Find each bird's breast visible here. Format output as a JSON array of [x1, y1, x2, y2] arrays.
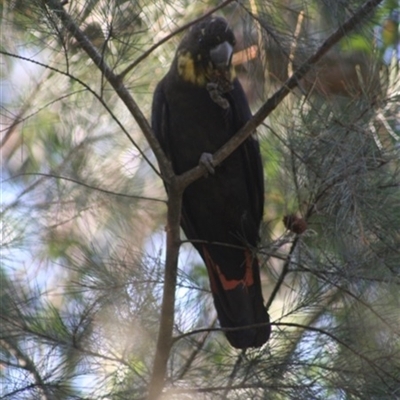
[[166, 82, 234, 173]]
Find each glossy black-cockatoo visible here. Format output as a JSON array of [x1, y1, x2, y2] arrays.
[[152, 16, 271, 349]]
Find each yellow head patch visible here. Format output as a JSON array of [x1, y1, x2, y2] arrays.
[[177, 51, 206, 86], [177, 50, 236, 87]]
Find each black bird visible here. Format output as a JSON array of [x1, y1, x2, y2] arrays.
[[152, 16, 270, 348]]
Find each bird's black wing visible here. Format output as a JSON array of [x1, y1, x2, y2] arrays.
[[227, 78, 264, 236], [151, 78, 171, 164]]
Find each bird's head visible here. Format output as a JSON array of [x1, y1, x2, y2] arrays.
[[175, 16, 236, 86]]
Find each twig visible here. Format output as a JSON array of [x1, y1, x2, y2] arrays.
[[0, 338, 53, 400], [265, 237, 299, 311], [0, 50, 160, 177], [248, 0, 269, 91], [288, 10, 304, 77], [5, 172, 166, 203], [222, 349, 246, 399], [176, 316, 218, 380], [276, 322, 400, 383], [171, 320, 400, 386]]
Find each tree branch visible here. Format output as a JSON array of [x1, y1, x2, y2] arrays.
[[276, 322, 400, 383], [265, 236, 300, 311], [147, 180, 183, 399], [171, 320, 400, 386], [0, 50, 159, 177], [6, 173, 166, 203], [176, 316, 218, 380], [0, 338, 53, 400]]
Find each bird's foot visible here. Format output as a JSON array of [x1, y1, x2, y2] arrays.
[[199, 152, 215, 175]]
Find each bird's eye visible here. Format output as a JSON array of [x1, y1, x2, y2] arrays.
[[198, 36, 204, 44]]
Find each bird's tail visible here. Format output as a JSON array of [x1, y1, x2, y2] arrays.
[[202, 246, 271, 349]]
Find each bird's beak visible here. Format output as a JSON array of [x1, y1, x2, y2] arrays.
[[210, 41, 233, 69]]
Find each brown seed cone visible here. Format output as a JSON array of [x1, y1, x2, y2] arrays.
[[283, 214, 307, 234]]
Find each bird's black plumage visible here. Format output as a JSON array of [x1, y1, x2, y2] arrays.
[[152, 16, 271, 348]]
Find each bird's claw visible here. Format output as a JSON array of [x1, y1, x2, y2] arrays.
[[199, 152, 215, 175]]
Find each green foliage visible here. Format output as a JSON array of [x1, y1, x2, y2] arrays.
[[341, 33, 375, 53]]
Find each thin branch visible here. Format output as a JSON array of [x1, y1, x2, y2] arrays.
[[276, 322, 400, 383], [147, 181, 183, 400], [0, 50, 159, 177], [1, 89, 40, 149], [165, 381, 316, 395], [288, 10, 305, 77], [5, 172, 166, 203], [172, 321, 279, 342], [176, 316, 218, 380], [2, 134, 111, 215], [248, 0, 269, 92], [0, 46, 65, 150], [0, 314, 144, 380], [172, 320, 400, 385], [273, 287, 343, 375], [265, 237, 300, 311], [0, 89, 87, 135], [301, 258, 400, 337], [0, 338, 53, 400], [222, 349, 246, 399]]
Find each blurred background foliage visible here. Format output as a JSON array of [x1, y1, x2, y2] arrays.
[[1, 0, 400, 398]]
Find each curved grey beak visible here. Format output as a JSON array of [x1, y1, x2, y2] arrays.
[[210, 41, 233, 68]]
